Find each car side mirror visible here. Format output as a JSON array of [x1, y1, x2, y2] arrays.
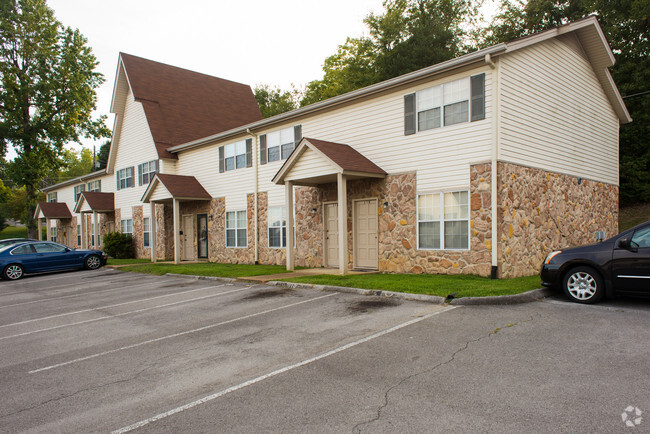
[[617, 238, 638, 252]]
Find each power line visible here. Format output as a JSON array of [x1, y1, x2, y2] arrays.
[[622, 90, 650, 99]]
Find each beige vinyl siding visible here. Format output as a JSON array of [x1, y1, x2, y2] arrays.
[[499, 37, 619, 185], [149, 184, 171, 202], [284, 148, 338, 182], [113, 88, 159, 215]]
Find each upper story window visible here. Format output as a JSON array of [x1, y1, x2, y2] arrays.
[[74, 185, 85, 202], [404, 73, 485, 135], [260, 125, 302, 165], [87, 180, 101, 192], [219, 140, 251, 173], [47, 192, 57, 203], [138, 160, 158, 186], [117, 167, 134, 190]]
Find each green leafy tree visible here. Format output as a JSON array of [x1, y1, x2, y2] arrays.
[[485, 0, 650, 205], [57, 147, 93, 182], [95, 140, 110, 171], [254, 84, 300, 118], [0, 0, 110, 237], [0, 179, 10, 231], [301, 0, 480, 106]]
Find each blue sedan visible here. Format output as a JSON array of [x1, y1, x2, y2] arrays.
[[0, 241, 108, 280]]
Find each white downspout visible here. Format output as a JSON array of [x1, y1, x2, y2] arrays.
[[487, 54, 499, 278], [246, 128, 259, 264]]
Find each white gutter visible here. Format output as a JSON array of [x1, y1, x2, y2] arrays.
[[246, 127, 260, 264], [490, 55, 500, 278]]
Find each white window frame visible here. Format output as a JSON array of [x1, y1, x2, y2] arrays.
[[77, 224, 81, 247], [268, 206, 286, 248], [47, 192, 57, 203], [117, 167, 134, 190], [50, 226, 57, 242], [74, 184, 85, 202], [417, 190, 470, 250], [417, 77, 471, 132], [139, 160, 158, 186], [225, 210, 247, 248], [87, 180, 101, 192], [224, 140, 247, 171], [267, 127, 294, 163], [91, 223, 95, 246], [120, 219, 133, 235], [143, 217, 151, 247]]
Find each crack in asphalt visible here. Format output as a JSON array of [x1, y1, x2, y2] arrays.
[[351, 314, 538, 433]]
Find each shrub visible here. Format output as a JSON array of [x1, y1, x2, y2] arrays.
[[102, 231, 135, 258]]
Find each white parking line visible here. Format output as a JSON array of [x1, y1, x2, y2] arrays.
[[112, 305, 457, 433], [0, 279, 189, 309], [30, 292, 338, 374], [0, 284, 229, 328], [0, 270, 119, 295], [0, 285, 246, 342]]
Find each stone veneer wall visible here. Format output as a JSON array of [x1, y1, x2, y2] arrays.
[[498, 162, 618, 278], [55, 218, 75, 247]]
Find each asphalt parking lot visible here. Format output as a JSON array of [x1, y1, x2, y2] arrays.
[[1, 269, 648, 432]]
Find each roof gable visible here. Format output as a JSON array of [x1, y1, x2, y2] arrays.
[[142, 174, 211, 203], [34, 202, 73, 219], [74, 192, 115, 213]]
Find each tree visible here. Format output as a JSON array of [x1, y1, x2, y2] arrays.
[[254, 84, 300, 118], [301, 0, 480, 106], [485, 0, 650, 205], [0, 0, 110, 238], [0, 178, 10, 231], [95, 140, 110, 171], [57, 147, 93, 182]]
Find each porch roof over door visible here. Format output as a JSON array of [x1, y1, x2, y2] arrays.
[[34, 202, 73, 219], [272, 138, 387, 186], [73, 192, 115, 213], [141, 173, 212, 203]]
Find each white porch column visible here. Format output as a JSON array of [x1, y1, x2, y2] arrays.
[[285, 181, 294, 271], [93, 211, 99, 248], [81, 213, 87, 249], [173, 198, 180, 264], [46, 218, 51, 242], [337, 173, 348, 275], [38, 218, 43, 241], [150, 202, 157, 263]]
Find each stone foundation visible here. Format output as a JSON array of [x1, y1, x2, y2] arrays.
[[498, 162, 618, 277]]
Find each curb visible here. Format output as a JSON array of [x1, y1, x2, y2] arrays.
[[156, 272, 556, 306]]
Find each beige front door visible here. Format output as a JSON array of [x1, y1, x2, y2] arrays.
[[324, 203, 338, 267], [354, 199, 378, 269], [182, 214, 194, 261]]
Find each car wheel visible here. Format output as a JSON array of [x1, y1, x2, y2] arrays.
[[562, 266, 604, 304], [3, 264, 24, 280], [84, 255, 102, 270]]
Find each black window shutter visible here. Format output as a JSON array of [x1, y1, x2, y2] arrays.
[[471, 73, 486, 122], [246, 138, 253, 167], [260, 134, 267, 165], [138, 163, 142, 186], [97, 180, 101, 191], [116, 171, 120, 191], [129, 166, 135, 188], [218, 146, 225, 173], [294, 125, 302, 145], [154, 160, 159, 173], [404, 93, 416, 135]]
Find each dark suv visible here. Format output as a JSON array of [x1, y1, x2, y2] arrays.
[[541, 221, 650, 303]]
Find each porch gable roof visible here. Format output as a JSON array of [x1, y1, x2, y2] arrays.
[[141, 173, 212, 203], [273, 138, 387, 186], [34, 202, 73, 219], [74, 192, 115, 213]]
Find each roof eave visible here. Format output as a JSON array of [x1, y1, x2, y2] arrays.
[[40, 169, 107, 192]]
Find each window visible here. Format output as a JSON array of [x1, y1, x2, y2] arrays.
[[143, 217, 151, 247], [120, 219, 133, 235], [631, 226, 650, 249], [260, 125, 301, 165], [87, 180, 101, 192], [226, 141, 246, 171], [117, 167, 135, 190], [138, 160, 158, 186], [34, 242, 67, 253], [11, 244, 35, 255], [50, 227, 57, 242], [418, 191, 469, 250], [77, 224, 81, 246], [404, 73, 485, 135], [74, 185, 85, 202], [47, 192, 57, 203], [268, 206, 286, 248], [91, 223, 95, 246], [226, 210, 247, 247]]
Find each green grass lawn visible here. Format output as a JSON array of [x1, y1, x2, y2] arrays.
[[0, 226, 46, 240], [106, 258, 153, 265], [278, 273, 543, 298], [118, 262, 296, 278]]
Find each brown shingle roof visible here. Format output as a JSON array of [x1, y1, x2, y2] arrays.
[[81, 192, 115, 212], [37, 202, 72, 219], [120, 53, 263, 159], [306, 138, 387, 175], [155, 174, 211, 199]]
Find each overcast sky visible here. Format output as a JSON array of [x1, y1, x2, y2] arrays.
[[43, 0, 387, 153]]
